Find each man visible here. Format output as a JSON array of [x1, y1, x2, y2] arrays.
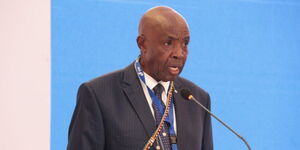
[[67, 6, 213, 150]]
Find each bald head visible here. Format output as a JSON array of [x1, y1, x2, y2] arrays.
[[138, 6, 189, 36], [136, 6, 190, 81]]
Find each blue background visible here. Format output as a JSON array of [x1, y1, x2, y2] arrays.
[[52, 0, 300, 149]]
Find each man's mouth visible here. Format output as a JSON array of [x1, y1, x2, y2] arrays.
[[168, 66, 180, 75]]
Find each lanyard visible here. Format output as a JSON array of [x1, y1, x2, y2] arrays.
[[134, 58, 178, 150]]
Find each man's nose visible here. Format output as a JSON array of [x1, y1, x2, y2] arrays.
[[172, 43, 185, 59]]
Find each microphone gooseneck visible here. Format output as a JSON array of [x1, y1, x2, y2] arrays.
[[180, 89, 252, 150]]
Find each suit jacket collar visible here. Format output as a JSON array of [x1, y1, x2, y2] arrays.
[[122, 63, 156, 138], [121, 63, 189, 149], [173, 79, 190, 150]]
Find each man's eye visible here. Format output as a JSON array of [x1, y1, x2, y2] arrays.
[[184, 40, 189, 46], [164, 41, 172, 46]]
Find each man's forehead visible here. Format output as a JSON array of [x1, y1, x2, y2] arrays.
[[157, 23, 190, 38], [139, 6, 189, 35]]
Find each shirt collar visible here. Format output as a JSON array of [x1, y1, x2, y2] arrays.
[[144, 72, 170, 92]]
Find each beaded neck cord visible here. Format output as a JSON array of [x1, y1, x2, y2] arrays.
[[143, 81, 174, 150]]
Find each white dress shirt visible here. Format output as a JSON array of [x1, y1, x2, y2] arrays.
[[139, 72, 177, 133]]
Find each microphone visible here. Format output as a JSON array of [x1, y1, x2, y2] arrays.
[[180, 89, 252, 150]]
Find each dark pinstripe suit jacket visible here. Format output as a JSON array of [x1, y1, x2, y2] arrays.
[[67, 63, 213, 150]]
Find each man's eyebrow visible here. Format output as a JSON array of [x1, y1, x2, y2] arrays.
[[184, 36, 190, 41], [166, 36, 190, 41], [167, 36, 178, 40]]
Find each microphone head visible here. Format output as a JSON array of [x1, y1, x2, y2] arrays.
[[180, 89, 193, 100]]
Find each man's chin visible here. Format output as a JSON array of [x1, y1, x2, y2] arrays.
[[160, 75, 178, 82]]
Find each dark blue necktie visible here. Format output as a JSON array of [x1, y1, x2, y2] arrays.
[[152, 84, 172, 150]]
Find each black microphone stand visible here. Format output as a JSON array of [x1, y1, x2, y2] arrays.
[[190, 97, 251, 150]]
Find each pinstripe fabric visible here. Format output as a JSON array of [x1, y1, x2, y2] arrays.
[[67, 63, 213, 150]]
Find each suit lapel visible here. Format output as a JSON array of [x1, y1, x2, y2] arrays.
[[121, 64, 156, 138], [121, 64, 192, 149], [173, 79, 190, 150]]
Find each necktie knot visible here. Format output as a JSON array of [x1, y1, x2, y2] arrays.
[[153, 83, 164, 97], [153, 83, 166, 112]]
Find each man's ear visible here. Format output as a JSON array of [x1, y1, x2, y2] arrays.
[[136, 35, 146, 52]]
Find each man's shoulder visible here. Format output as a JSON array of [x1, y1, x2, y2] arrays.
[[83, 63, 134, 89], [88, 69, 123, 84]]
